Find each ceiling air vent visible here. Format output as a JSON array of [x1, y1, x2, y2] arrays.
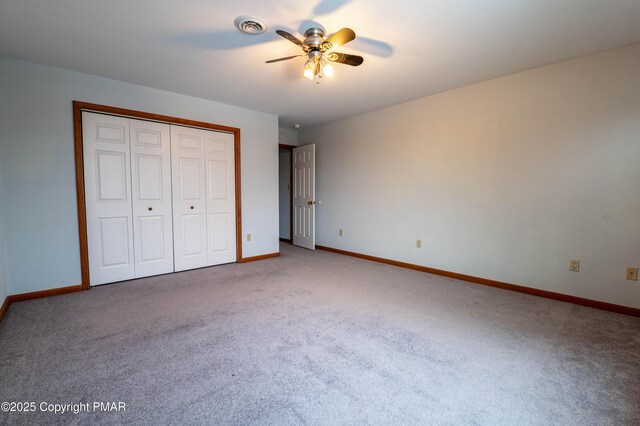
[[234, 16, 267, 34]]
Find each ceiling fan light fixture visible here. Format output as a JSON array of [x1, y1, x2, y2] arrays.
[[320, 58, 334, 77], [234, 16, 267, 34], [303, 59, 315, 80], [267, 26, 364, 82]]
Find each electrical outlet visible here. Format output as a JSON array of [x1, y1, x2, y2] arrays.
[[246, 233, 252, 242], [339, 229, 343, 237], [627, 267, 638, 281], [416, 239, 422, 249], [569, 259, 580, 272]]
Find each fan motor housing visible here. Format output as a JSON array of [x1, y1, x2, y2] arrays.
[[304, 28, 325, 49]]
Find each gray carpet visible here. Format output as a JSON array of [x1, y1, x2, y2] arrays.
[[0, 243, 638, 425]]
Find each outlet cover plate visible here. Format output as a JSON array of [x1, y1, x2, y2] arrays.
[[569, 259, 580, 272]]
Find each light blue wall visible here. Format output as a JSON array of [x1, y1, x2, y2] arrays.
[[0, 56, 279, 295]]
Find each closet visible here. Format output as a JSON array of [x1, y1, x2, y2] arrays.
[[82, 111, 236, 286]]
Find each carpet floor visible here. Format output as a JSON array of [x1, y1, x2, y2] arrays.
[[0, 243, 639, 425]]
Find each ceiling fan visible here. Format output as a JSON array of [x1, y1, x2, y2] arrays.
[[266, 27, 364, 81]]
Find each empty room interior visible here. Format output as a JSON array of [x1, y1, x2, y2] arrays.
[[1, 0, 639, 424]]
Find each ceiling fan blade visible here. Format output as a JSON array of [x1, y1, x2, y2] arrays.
[[276, 30, 304, 46], [326, 52, 364, 66], [265, 55, 305, 64], [322, 28, 356, 51]]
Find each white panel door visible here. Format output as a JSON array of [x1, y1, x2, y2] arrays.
[[204, 130, 237, 265], [292, 144, 316, 250], [82, 112, 135, 285], [171, 125, 208, 271], [130, 118, 174, 278]]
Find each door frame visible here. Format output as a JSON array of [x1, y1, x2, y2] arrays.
[[278, 143, 296, 243], [73, 101, 243, 289]]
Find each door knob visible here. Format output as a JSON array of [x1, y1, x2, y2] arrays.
[[307, 201, 317, 205]]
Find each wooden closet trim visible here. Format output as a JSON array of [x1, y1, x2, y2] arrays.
[[73, 101, 243, 290]]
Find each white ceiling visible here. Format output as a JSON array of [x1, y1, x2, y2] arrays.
[[1, 0, 639, 129]]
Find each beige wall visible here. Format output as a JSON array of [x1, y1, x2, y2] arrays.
[[300, 42, 640, 308]]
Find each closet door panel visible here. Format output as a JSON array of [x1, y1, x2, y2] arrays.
[[179, 158, 202, 199], [182, 214, 206, 255], [171, 126, 208, 271], [130, 119, 174, 278], [83, 112, 134, 285], [136, 155, 162, 199], [204, 131, 236, 265], [138, 216, 166, 261], [99, 217, 131, 266]]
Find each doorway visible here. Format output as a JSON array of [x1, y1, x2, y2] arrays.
[[279, 143, 316, 250], [278, 144, 295, 243]]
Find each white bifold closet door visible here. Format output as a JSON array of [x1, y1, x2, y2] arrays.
[[84, 113, 174, 285], [84, 111, 236, 285], [203, 130, 236, 265], [171, 126, 208, 271], [83, 112, 135, 285], [171, 126, 236, 271], [129, 118, 174, 278]]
